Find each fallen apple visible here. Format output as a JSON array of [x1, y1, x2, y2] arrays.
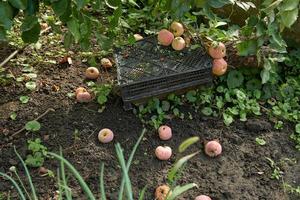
[[205, 140, 222, 157], [155, 146, 172, 160], [98, 128, 114, 143], [101, 58, 113, 69], [76, 91, 92, 103], [85, 67, 100, 79], [158, 125, 172, 140], [212, 58, 228, 76], [155, 184, 172, 200], [195, 195, 212, 200]]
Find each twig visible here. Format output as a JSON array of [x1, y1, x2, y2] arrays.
[[11, 108, 55, 138], [0, 26, 52, 68], [0, 49, 21, 68]]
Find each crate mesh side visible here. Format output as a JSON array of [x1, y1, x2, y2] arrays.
[[115, 36, 212, 85]]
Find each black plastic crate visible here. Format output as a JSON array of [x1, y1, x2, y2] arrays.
[[114, 36, 213, 110]]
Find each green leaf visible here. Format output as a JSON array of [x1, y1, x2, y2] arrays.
[[19, 95, 30, 104], [10, 112, 17, 120], [20, 15, 38, 32], [237, 40, 258, 56], [178, 136, 200, 153], [227, 70, 244, 89], [63, 32, 74, 49], [25, 81, 36, 90], [255, 137, 266, 146], [279, 0, 299, 11], [67, 18, 81, 43], [201, 107, 213, 116], [25, 120, 41, 132], [167, 183, 198, 200], [208, 0, 232, 8], [223, 113, 233, 126], [168, 152, 199, 182], [280, 8, 299, 28], [105, 0, 121, 9], [161, 101, 170, 112], [296, 124, 300, 134], [0, 2, 14, 30], [246, 79, 262, 91], [21, 15, 40, 43], [260, 69, 270, 84], [26, 0, 39, 15], [76, 0, 89, 10], [97, 95, 107, 105], [51, 0, 68, 16], [8, 0, 28, 10], [109, 7, 122, 28], [186, 90, 197, 103]]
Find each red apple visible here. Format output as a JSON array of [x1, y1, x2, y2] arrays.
[[85, 67, 100, 79], [98, 128, 114, 143], [155, 146, 172, 160], [172, 37, 185, 51], [208, 42, 226, 59], [212, 58, 227, 76], [170, 21, 184, 37], [76, 91, 92, 103], [205, 140, 222, 157], [75, 87, 87, 96], [157, 29, 174, 46]]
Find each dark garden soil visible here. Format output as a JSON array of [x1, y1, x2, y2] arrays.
[[0, 44, 300, 200]]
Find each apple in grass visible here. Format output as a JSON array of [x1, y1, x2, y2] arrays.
[[208, 42, 226, 59], [157, 29, 174, 46], [101, 58, 113, 69], [172, 37, 186, 51], [212, 58, 228, 76], [170, 21, 184, 37]]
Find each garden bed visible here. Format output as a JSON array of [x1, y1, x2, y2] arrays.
[[0, 44, 299, 199]]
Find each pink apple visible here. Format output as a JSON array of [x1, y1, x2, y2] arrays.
[[157, 29, 174, 46], [98, 128, 114, 143], [155, 146, 172, 160], [158, 125, 172, 140]]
